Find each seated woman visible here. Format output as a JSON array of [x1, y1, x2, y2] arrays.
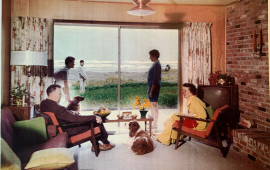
[[153, 83, 207, 145]]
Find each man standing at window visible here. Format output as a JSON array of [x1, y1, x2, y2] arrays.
[[77, 60, 87, 95], [54, 56, 75, 102], [148, 49, 161, 129]]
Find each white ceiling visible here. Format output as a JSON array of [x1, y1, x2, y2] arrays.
[[83, 0, 238, 5]]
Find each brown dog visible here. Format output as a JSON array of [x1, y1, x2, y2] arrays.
[[128, 121, 154, 155], [67, 96, 84, 112]]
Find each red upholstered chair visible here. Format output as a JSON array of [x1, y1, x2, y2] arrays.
[[35, 110, 101, 157], [173, 105, 232, 158]]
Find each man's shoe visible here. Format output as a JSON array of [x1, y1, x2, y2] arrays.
[[91, 144, 112, 152], [104, 143, 115, 149]]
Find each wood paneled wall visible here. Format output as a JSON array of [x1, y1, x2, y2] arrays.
[[11, 0, 226, 74], [1, 0, 11, 106]]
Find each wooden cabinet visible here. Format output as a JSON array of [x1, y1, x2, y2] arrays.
[[2, 103, 35, 121]]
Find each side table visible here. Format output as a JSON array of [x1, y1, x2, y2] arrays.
[[2, 102, 35, 121]]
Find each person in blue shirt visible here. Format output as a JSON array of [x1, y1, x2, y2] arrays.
[[147, 49, 161, 128]]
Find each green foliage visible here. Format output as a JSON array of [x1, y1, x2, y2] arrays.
[[70, 82, 178, 109], [10, 84, 27, 99], [158, 94, 178, 108], [218, 73, 231, 79]]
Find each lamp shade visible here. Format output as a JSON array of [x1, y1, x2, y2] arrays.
[[10, 51, 47, 66], [127, 0, 156, 17], [127, 5, 156, 16]]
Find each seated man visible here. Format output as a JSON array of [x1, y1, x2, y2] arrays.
[[40, 84, 115, 151]]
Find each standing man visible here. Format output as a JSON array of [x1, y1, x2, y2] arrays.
[[147, 49, 162, 129], [54, 56, 75, 102], [77, 60, 87, 94]]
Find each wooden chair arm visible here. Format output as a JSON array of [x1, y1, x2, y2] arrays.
[[175, 114, 214, 122], [57, 121, 95, 129]]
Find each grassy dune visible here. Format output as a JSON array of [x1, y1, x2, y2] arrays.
[[70, 82, 178, 110]]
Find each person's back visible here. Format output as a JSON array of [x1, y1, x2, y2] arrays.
[[53, 56, 75, 102], [54, 66, 69, 86]]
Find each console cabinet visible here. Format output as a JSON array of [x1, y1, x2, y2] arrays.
[[2, 103, 35, 121], [198, 85, 239, 128]]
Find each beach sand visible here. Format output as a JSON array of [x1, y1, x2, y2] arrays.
[[69, 69, 178, 86]]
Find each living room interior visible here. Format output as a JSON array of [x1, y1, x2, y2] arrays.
[[1, 0, 269, 170]]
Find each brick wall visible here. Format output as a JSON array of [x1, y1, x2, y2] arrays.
[[233, 129, 270, 168], [226, 0, 269, 130]]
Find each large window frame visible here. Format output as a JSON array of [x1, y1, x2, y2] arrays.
[[53, 20, 181, 113]]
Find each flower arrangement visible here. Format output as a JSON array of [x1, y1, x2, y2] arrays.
[[133, 96, 151, 110], [10, 84, 28, 105], [11, 84, 27, 98]]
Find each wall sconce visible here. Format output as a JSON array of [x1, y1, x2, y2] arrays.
[[10, 51, 47, 112], [253, 28, 262, 59]]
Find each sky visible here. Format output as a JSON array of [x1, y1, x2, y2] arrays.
[[54, 23, 179, 62]]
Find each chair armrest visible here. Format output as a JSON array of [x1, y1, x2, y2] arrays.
[[17, 132, 69, 164], [57, 121, 94, 129], [47, 125, 57, 139], [175, 114, 213, 122]]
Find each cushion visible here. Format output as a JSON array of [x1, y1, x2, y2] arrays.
[[205, 105, 230, 137], [24, 148, 75, 170], [35, 110, 53, 125], [206, 106, 215, 126], [14, 117, 48, 147], [206, 105, 215, 119], [68, 127, 101, 144], [43, 112, 63, 133], [182, 126, 207, 138], [1, 138, 21, 170]]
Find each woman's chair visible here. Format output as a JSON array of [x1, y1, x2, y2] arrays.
[[35, 110, 101, 157], [173, 105, 232, 158]]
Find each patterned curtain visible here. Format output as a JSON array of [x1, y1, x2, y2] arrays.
[[181, 22, 212, 112], [11, 16, 54, 105]]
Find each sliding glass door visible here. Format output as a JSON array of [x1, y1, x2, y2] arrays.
[[54, 22, 179, 111], [120, 28, 179, 110], [54, 24, 118, 110]]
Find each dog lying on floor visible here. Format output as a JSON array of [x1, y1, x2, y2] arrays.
[[67, 96, 84, 114], [123, 121, 154, 155]]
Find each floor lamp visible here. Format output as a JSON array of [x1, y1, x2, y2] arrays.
[[10, 51, 47, 118]]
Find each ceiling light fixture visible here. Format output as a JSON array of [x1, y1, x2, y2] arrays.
[[127, 0, 156, 19]]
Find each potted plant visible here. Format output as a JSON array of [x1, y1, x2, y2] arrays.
[[10, 84, 28, 105], [133, 96, 151, 117]]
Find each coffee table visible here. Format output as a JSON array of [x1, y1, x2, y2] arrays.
[[103, 115, 154, 134]]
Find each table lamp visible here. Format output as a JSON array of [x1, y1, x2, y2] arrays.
[[10, 51, 47, 114]]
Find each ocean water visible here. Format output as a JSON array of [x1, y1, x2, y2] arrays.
[[54, 60, 178, 82], [54, 60, 178, 73]]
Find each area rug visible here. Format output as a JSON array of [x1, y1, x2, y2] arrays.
[[69, 134, 267, 170]]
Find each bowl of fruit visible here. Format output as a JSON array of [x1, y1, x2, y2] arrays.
[[93, 107, 111, 120]]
